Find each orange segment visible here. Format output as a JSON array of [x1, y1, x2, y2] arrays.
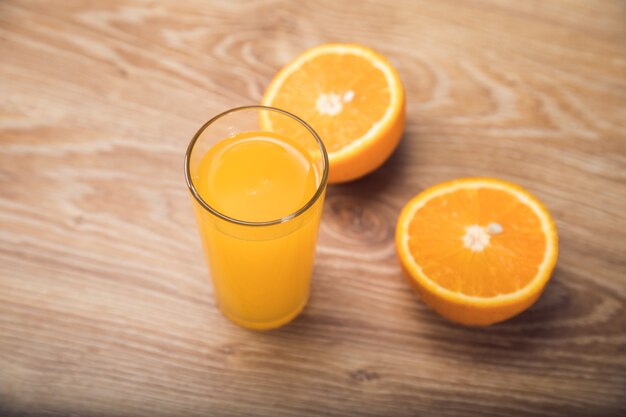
[[262, 43, 405, 183], [396, 178, 558, 326]]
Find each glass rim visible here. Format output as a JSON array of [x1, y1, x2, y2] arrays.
[[184, 105, 329, 227]]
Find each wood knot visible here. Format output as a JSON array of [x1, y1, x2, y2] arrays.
[[349, 369, 380, 383], [325, 195, 391, 245]]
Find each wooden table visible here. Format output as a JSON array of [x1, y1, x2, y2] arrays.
[[1, 1, 625, 416]]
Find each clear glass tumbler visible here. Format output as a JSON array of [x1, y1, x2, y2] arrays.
[[185, 106, 328, 330]]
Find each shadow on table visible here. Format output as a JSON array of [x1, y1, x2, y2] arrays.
[[416, 266, 573, 356], [326, 131, 414, 198]]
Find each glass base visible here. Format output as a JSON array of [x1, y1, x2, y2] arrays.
[[219, 299, 308, 331]]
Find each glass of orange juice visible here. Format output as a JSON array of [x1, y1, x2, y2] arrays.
[[184, 106, 328, 330]]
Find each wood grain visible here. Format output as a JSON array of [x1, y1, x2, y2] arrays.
[[1, 0, 625, 416]]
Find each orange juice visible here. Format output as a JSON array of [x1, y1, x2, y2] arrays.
[[191, 131, 325, 329]]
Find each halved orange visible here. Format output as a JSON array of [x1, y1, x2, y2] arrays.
[[396, 178, 558, 326], [262, 43, 405, 183]]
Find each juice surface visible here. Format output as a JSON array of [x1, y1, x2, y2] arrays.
[[191, 131, 324, 329], [195, 131, 318, 222]]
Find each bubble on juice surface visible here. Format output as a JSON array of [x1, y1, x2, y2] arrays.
[[247, 178, 272, 196]]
